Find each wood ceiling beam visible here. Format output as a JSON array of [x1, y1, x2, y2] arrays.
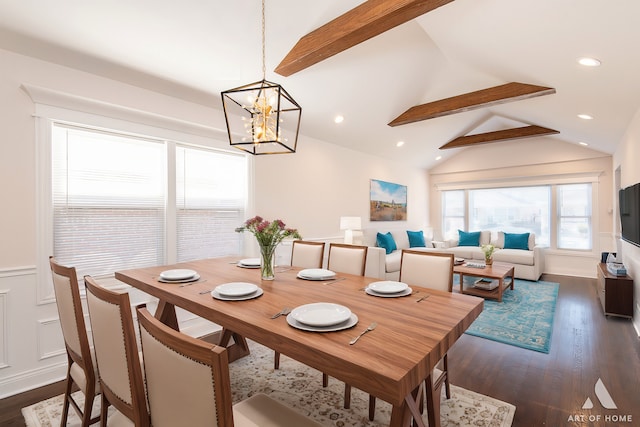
[[274, 0, 455, 77], [388, 82, 556, 127], [439, 125, 559, 149]]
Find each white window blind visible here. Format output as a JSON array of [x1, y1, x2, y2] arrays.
[[51, 123, 248, 280], [176, 145, 246, 261], [52, 125, 166, 278]]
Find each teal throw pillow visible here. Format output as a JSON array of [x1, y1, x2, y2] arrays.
[[458, 230, 481, 246], [376, 232, 397, 254], [407, 230, 426, 247], [504, 232, 530, 250]]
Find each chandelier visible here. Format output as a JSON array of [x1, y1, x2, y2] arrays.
[[221, 0, 302, 155]]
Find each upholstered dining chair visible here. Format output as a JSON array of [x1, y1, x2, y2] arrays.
[[290, 240, 325, 269], [49, 257, 100, 427], [273, 240, 326, 369], [327, 243, 368, 276], [368, 249, 455, 422], [84, 275, 150, 427], [136, 304, 323, 427], [326, 243, 368, 409]]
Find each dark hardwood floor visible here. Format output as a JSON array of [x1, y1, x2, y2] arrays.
[[1, 274, 638, 426], [449, 274, 640, 426]]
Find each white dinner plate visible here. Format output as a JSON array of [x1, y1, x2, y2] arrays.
[[367, 281, 409, 294], [290, 302, 351, 327], [215, 282, 259, 297], [159, 269, 197, 281], [237, 258, 261, 268], [286, 313, 358, 332], [365, 287, 413, 298], [158, 273, 200, 284], [211, 288, 263, 301], [297, 268, 336, 281]]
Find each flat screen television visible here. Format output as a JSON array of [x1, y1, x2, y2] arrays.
[[619, 183, 640, 247]]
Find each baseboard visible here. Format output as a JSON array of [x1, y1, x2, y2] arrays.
[[0, 361, 66, 399]]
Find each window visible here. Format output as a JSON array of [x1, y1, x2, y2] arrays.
[[468, 186, 550, 246], [442, 183, 593, 250], [52, 123, 247, 280], [442, 190, 465, 240], [176, 146, 247, 261], [557, 183, 592, 250]]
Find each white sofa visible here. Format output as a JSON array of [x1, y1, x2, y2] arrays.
[[364, 229, 545, 281]]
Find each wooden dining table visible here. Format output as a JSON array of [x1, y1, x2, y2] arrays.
[[115, 257, 483, 427]]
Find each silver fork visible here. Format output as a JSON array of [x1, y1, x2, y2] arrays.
[[271, 307, 291, 319], [349, 322, 377, 345]]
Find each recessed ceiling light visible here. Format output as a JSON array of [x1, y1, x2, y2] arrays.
[[334, 115, 344, 124], [579, 142, 589, 146], [578, 114, 593, 120], [396, 141, 405, 147], [578, 57, 601, 67], [435, 156, 442, 161]]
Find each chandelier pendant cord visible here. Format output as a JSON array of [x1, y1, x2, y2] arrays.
[[261, 0, 266, 81]]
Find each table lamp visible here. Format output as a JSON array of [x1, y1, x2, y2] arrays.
[[340, 216, 362, 244]]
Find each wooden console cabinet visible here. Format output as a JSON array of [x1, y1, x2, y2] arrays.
[[596, 263, 634, 318]]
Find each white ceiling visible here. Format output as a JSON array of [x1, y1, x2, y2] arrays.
[[1, 0, 639, 169]]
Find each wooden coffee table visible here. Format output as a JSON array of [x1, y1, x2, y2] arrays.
[[454, 261, 515, 302]]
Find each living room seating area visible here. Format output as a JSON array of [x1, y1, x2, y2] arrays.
[[364, 229, 545, 281]]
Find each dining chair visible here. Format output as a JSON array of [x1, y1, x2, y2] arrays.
[[369, 249, 454, 422], [84, 275, 150, 427], [136, 304, 323, 427], [49, 257, 100, 427], [274, 240, 326, 369], [326, 243, 368, 408], [290, 240, 325, 269], [327, 243, 368, 276]]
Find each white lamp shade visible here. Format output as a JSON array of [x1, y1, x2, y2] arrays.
[[340, 216, 362, 231]]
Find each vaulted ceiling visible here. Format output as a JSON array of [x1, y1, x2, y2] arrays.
[[1, 0, 639, 169]]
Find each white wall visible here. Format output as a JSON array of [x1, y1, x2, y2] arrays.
[[253, 136, 429, 239], [0, 48, 429, 397], [613, 108, 640, 335], [428, 137, 614, 278]]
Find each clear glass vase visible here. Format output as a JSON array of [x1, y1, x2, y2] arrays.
[[259, 244, 276, 280]]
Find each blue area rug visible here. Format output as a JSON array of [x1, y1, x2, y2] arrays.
[[463, 279, 559, 353]]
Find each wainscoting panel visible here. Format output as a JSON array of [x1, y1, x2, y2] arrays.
[[0, 289, 8, 369], [37, 317, 65, 361]]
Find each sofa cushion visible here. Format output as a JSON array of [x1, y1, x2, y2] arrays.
[[479, 231, 491, 246], [376, 232, 397, 254], [447, 246, 484, 260], [458, 230, 481, 246], [385, 250, 402, 273], [407, 230, 426, 247], [493, 248, 535, 266], [392, 230, 410, 250], [504, 232, 530, 250]]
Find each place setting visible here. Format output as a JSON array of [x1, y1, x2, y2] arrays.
[[157, 269, 201, 284], [296, 268, 336, 281], [236, 258, 261, 269], [364, 280, 413, 298], [210, 282, 263, 301], [285, 302, 358, 332]]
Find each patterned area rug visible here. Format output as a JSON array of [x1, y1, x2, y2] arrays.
[[463, 279, 559, 353], [22, 341, 515, 427]]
